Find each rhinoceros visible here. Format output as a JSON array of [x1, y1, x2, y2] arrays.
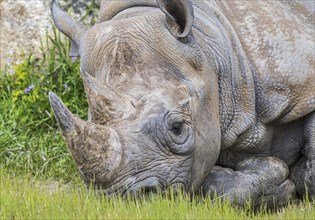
[[49, 0, 315, 207]]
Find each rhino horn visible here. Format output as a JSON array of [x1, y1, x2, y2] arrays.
[[80, 70, 133, 124], [49, 92, 122, 174], [49, 91, 78, 135], [51, 0, 87, 57], [157, 0, 194, 38]]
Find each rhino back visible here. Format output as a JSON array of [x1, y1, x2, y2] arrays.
[[184, 0, 315, 165], [216, 0, 315, 123]]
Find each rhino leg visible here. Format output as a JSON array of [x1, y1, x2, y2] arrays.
[[290, 112, 315, 198], [201, 157, 296, 208]]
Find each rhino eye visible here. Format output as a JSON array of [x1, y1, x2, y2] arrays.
[[161, 112, 194, 155], [171, 122, 183, 135]]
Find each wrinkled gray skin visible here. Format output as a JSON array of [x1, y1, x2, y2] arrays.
[[49, 0, 315, 207]]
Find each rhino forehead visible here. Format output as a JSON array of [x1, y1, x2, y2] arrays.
[[81, 32, 144, 72], [81, 35, 194, 99], [81, 13, 204, 76]]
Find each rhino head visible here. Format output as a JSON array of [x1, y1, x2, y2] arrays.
[[49, 0, 221, 194]]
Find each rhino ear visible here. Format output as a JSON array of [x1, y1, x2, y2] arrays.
[[51, 0, 87, 57], [157, 0, 194, 38]]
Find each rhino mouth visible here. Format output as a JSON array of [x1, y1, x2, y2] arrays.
[[94, 177, 160, 197], [95, 176, 186, 198]]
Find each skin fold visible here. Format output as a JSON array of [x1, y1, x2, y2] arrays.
[[49, 0, 315, 207]]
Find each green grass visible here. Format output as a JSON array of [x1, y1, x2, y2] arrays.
[[0, 26, 314, 219], [1, 168, 314, 219], [0, 27, 87, 182]]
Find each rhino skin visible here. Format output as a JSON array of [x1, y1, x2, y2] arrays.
[[49, 0, 315, 207]]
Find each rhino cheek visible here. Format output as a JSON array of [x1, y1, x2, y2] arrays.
[[188, 86, 221, 192], [189, 129, 221, 192]]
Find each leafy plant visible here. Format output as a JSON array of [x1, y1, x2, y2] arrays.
[[0, 26, 88, 181]]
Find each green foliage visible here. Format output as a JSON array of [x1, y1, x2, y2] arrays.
[[1, 169, 314, 219], [0, 27, 88, 181]]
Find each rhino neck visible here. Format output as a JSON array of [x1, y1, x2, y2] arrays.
[[193, 2, 257, 149], [97, 0, 158, 23]]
